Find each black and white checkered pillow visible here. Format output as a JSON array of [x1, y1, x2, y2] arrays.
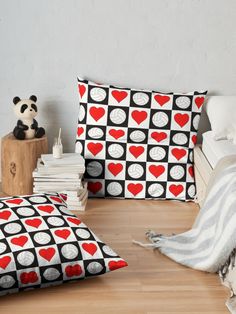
[[0, 193, 127, 296], [76, 77, 207, 200]]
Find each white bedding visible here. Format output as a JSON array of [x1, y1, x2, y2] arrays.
[[202, 131, 236, 168]]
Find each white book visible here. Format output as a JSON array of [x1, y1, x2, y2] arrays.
[[33, 185, 82, 192], [34, 178, 82, 183], [36, 159, 85, 174], [66, 191, 88, 207], [41, 153, 85, 167], [67, 198, 87, 212], [66, 183, 88, 198], [67, 188, 87, 202], [33, 171, 82, 179]]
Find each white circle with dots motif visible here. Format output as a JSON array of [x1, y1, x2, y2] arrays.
[[76, 228, 91, 239], [102, 245, 117, 256], [107, 182, 123, 196], [188, 184, 196, 198], [148, 184, 164, 197], [152, 112, 169, 127], [43, 268, 60, 281], [47, 217, 65, 227], [4, 222, 22, 234], [170, 165, 185, 180], [34, 232, 51, 245], [88, 127, 104, 139], [29, 196, 47, 204], [87, 261, 103, 274], [61, 244, 78, 260], [128, 164, 144, 179], [132, 92, 149, 106], [172, 133, 188, 145], [75, 141, 83, 154], [193, 115, 200, 130], [90, 87, 106, 102], [110, 108, 126, 124], [0, 243, 7, 254], [17, 251, 35, 266], [175, 96, 191, 109], [130, 130, 146, 143], [149, 147, 166, 161], [17, 207, 35, 217], [79, 105, 85, 121], [108, 144, 124, 159], [87, 161, 103, 177], [0, 275, 15, 289]]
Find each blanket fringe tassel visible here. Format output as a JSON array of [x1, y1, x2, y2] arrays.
[[132, 231, 166, 249]]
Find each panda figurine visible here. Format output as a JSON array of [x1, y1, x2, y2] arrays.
[[13, 95, 45, 140]]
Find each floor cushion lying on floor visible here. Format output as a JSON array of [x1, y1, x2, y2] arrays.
[[0, 193, 127, 296], [75, 77, 207, 201]]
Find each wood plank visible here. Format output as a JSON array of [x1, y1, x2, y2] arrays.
[[0, 198, 229, 313]]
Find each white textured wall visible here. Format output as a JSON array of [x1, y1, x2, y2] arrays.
[[1, 0, 236, 154]]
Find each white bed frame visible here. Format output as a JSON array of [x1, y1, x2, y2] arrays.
[[194, 145, 213, 207]]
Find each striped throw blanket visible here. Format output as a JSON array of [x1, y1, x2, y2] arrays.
[[134, 155, 236, 273], [134, 155, 236, 312]]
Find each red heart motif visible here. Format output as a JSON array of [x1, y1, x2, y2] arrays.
[[195, 96, 204, 109], [108, 260, 128, 271], [11, 236, 28, 247], [188, 166, 194, 178], [38, 205, 54, 214], [82, 243, 97, 255], [87, 142, 103, 156], [149, 165, 165, 178], [174, 113, 189, 127], [89, 107, 105, 121], [112, 90, 128, 103], [131, 110, 147, 125], [67, 217, 81, 225], [0, 210, 12, 220], [129, 146, 144, 159], [20, 271, 38, 284], [6, 198, 23, 205], [0, 256, 11, 269], [169, 184, 184, 197], [192, 135, 197, 145], [151, 132, 167, 143], [78, 84, 86, 98], [108, 163, 123, 177], [88, 182, 102, 194], [154, 95, 170, 106], [50, 196, 63, 203], [65, 264, 83, 277], [109, 129, 125, 140], [77, 127, 84, 137], [60, 194, 67, 201], [54, 229, 71, 240], [171, 148, 187, 160], [39, 248, 56, 261], [128, 183, 143, 196], [25, 218, 42, 229]]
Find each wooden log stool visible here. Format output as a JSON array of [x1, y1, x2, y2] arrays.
[[1, 133, 48, 196]]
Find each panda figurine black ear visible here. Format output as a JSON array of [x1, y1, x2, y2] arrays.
[[13, 96, 21, 105], [29, 95, 37, 102]]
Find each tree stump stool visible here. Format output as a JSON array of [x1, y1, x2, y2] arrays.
[[1, 133, 48, 196]]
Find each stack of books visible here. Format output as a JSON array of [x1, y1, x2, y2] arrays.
[[33, 153, 88, 211]]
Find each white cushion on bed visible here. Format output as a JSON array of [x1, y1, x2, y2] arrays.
[[205, 96, 236, 140], [202, 131, 236, 168]]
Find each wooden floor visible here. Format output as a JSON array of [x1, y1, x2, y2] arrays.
[[0, 199, 229, 314]]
